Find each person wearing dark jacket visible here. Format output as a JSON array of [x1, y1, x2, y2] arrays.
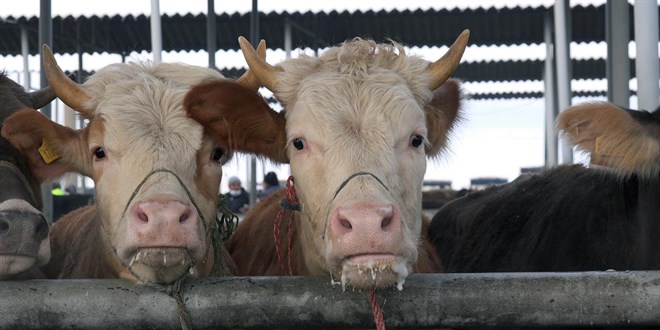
[[225, 176, 250, 214], [257, 171, 282, 201]]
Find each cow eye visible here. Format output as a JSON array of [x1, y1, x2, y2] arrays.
[[411, 135, 424, 148], [211, 147, 225, 163], [94, 147, 106, 160], [292, 138, 305, 151]]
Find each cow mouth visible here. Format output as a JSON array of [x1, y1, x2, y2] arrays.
[[334, 253, 410, 291], [0, 255, 37, 277], [125, 247, 194, 284]]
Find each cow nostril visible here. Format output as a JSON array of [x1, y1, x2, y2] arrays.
[[381, 216, 392, 230], [340, 218, 352, 230], [0, 220, 8, 235], [137, 211, 149, 223], [35, 217, 49, 241], [179, 208, 192, 224]]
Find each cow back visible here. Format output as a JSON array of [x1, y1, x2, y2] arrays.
[[430, 165, 655, 273]]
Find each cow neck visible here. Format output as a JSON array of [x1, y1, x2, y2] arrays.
[[634, 176, 660, 267]]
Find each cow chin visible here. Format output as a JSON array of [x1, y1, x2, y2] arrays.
[[334, 255, 411, 291], [125, 247, 195, 284], [0, 255, 36, 278]]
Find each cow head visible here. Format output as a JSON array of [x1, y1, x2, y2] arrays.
[[1, 44, 265, 284], [558, 102, 660, 179], [0, 74, 55, 279], [185, 31, 467, 290]]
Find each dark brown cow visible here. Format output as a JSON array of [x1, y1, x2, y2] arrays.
[[0, 72, 55, 280], [2, 44, 266, 284], [185, 32, 468, 291]]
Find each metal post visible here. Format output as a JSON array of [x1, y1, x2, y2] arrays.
[[554, 0, 573, 164], [605, 0, 631, 108], [543, 11, 558, 168], [150, 0, 162, 64], [207, 0, 216, 69], [284, 16, 292, 59], [248, 0, 259, 207], [20, 25, 30, 90], [38, 0, 53, 223], [634, 0, 660, 110]]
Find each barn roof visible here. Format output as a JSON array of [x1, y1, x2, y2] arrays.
[[0, 4, 642, 56], [1, 3, 656, 99]]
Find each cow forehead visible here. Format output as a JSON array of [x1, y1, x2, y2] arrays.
[[82, 62, 223, 157], [275, 38, 433, 110], [287, 79, 427, 142]]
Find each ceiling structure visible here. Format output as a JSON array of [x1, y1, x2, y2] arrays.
[[0, 4, 657, 99]]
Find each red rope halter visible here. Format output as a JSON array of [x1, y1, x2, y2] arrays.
[[368, 289, 386, 330], [274, 176, 299, 275], [273, 176, 386, 329]]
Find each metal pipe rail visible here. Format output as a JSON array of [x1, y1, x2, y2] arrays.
[[2, 271, 660, 329]]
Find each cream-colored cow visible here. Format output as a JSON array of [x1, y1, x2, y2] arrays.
[[185, 31, 468, 290]]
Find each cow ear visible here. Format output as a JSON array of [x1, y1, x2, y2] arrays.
[[1, 108, 81, 182], [557, 102, 660, 176], [425, 79, 462, 157], [184, 80, 289, 163]]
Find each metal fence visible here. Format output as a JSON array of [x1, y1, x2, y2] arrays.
[[2, 271, 660, 329]]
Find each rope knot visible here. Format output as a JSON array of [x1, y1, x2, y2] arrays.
[[274, 175, 299, 275]]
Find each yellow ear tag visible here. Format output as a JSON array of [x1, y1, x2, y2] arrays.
[[38, 139, 61, 164]]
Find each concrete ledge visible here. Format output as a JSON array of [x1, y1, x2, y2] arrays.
[[2, 271, 660, 329]]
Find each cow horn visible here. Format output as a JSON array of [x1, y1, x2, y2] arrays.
[[42, 44, 92, 114], [28, 86, 56, 109], [427, 29, 470, 90], [235, 39, 267, 92], [238, 36, 282, 93]]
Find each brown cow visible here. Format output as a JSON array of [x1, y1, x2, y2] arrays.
[[0, 73, 55, 280], [2, 44, 265, 284], [185, 31, 468, 291]]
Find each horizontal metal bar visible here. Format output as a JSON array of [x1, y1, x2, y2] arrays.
[[3, 271, 660, 329]]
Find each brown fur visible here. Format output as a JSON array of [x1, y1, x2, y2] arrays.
[[226, 190, 443, 276], [184, 81, 288, 163], [558, 102, 660, 178]]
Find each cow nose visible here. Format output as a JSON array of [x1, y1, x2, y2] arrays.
[[0, 210, 49, 242], [131, 200, 194, 227], [331, 203, 400, 238]]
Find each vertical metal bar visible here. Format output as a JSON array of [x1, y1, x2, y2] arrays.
[[150, 0, 162, 64], [20, 25, 30, 90], [248, 0, 259, 207], [38, 0, 53, 223], [553, 0, 573, 164], [76, 19, 87, 193], [284, 16, 292, 59], [605, 0, 631, 108], [543, 11, 558, 168], [207, 0, 216, 69], [634, 0, 660, 110]]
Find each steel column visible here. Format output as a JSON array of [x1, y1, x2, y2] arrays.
[[554, 0, 573, 164], [207, 0, 216, 69], [634, 0, 660, 110], [150, 0, 162, 64], [544, 11, 558, 168], [605, 0, 631, 107]]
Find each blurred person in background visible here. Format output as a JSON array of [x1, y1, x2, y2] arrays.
[[257, 171, 282, 202], [225, 176, 250, 214]]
